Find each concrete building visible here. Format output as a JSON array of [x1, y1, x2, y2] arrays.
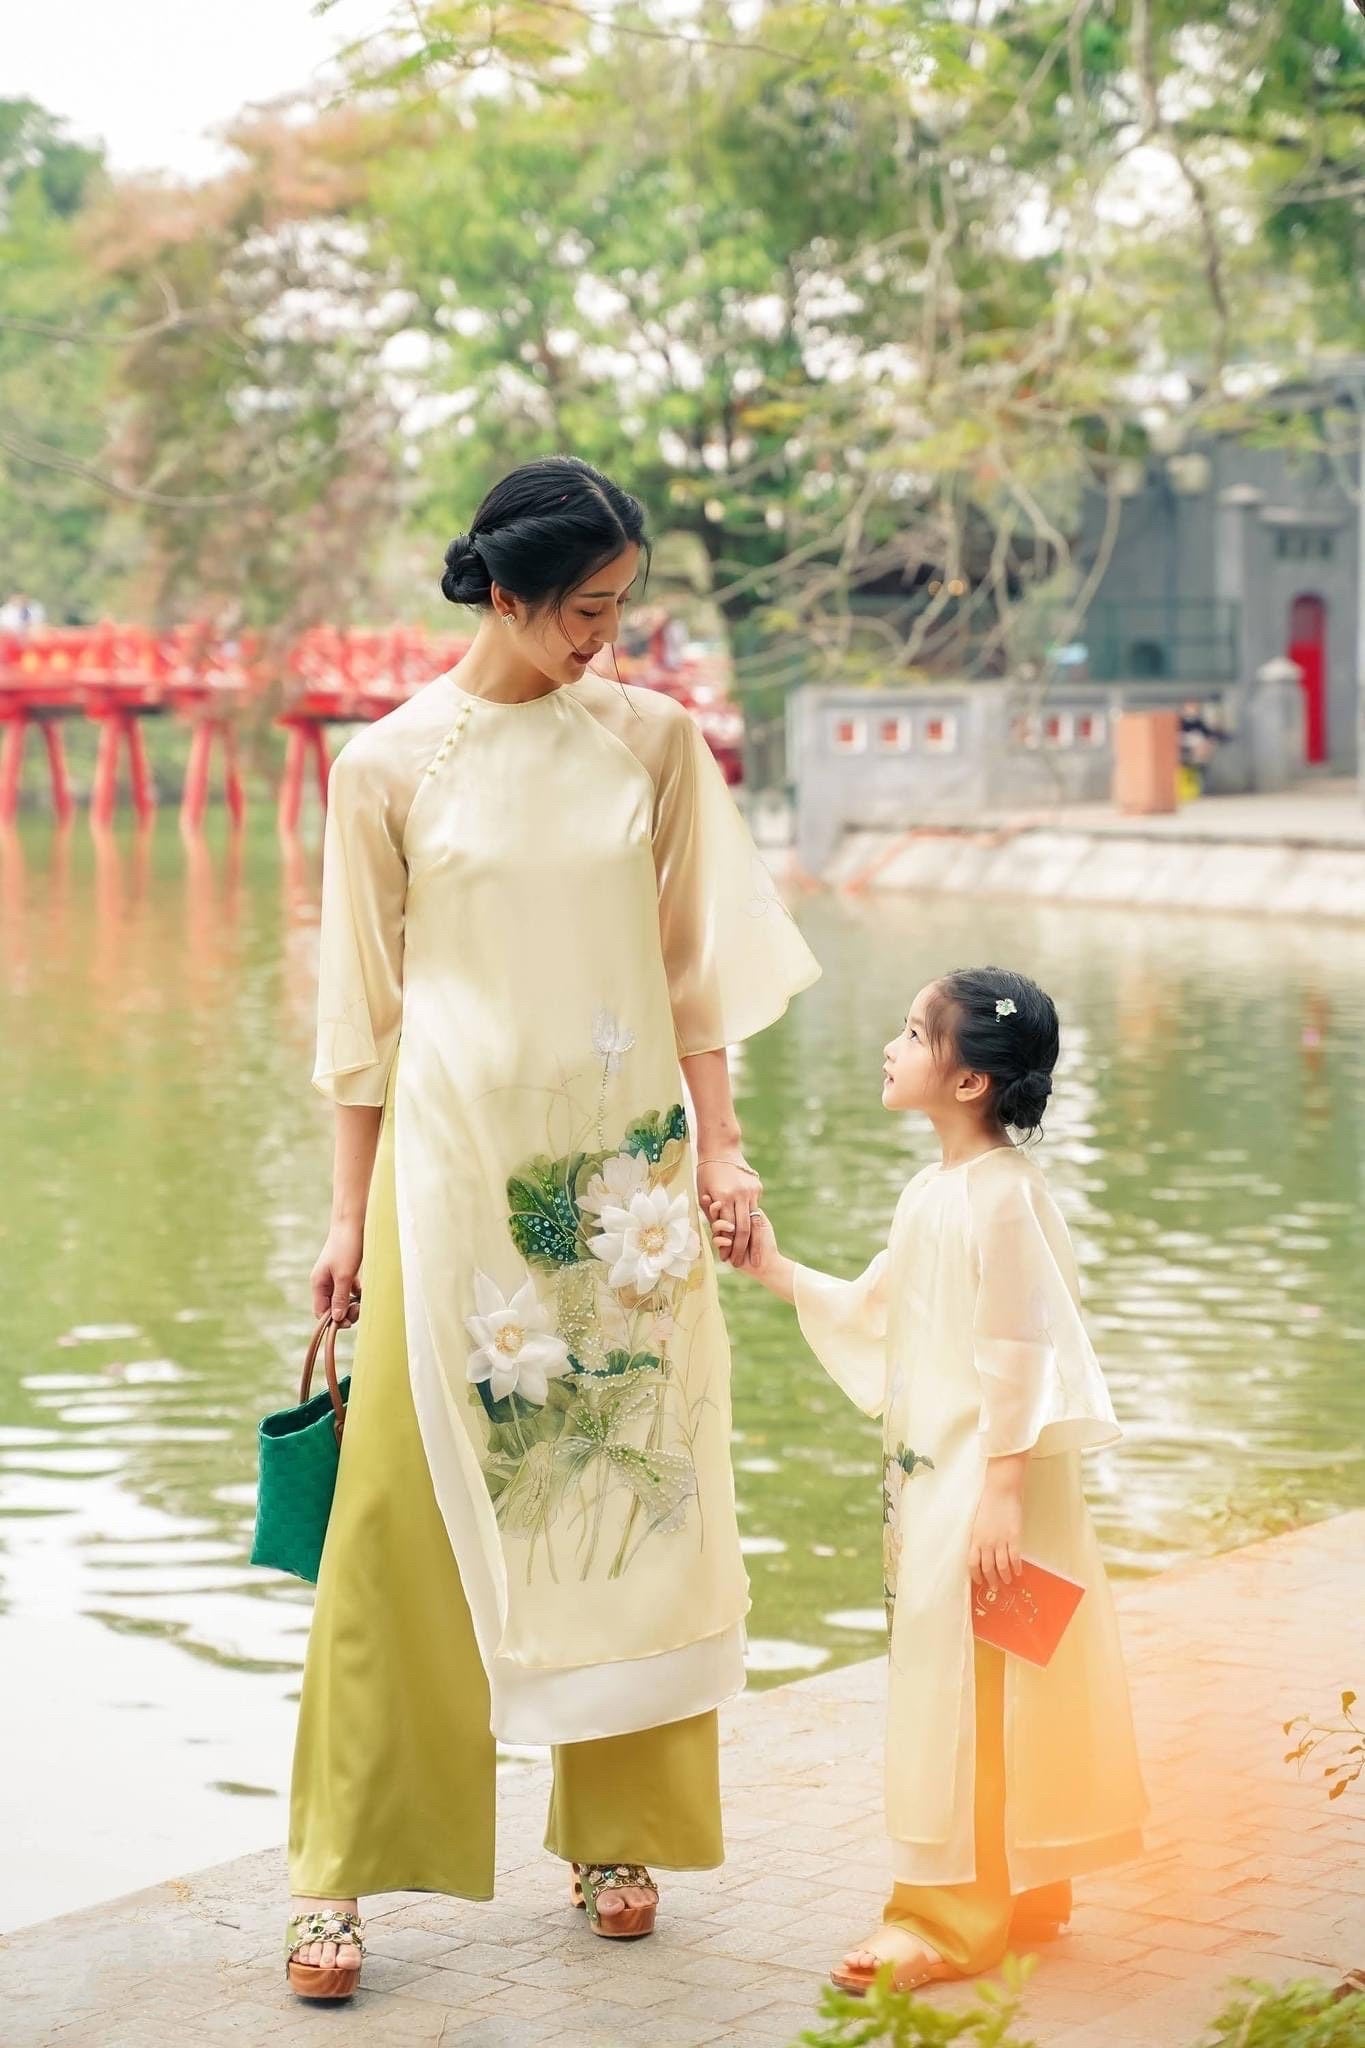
[[789, 377, 1363, 876], [1078, 378, 1363, 776]]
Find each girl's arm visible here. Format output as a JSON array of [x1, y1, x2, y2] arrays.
[[717, 1207, 795, 1299], [966, 1170, 1122, 1592], [968, 1451, 1029, 1594], [310, 1103, 382, 1325]]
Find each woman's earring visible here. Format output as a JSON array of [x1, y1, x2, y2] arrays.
[[501, 613, 515, 628]]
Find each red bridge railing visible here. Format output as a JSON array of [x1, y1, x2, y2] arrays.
[[0, 622, 743, 830]]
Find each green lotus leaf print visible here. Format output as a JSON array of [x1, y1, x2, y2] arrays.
[[506, 1151, 592, 1269], [578, 1348, 663, 1379], [620, 1103, 688, 1164]]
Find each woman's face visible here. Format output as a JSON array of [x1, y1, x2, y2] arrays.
[[513, 544, 641, 685]]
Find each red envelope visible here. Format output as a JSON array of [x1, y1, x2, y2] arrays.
[[971, 1558, 1084, 1667]]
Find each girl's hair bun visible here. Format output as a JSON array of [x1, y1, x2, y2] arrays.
[[924, 969, 1061, 1140], [440, 533, 493, 607], [993, 1068, 1054, 1137]]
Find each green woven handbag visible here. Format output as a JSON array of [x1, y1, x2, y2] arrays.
[[250, 1314, 352, 1585]]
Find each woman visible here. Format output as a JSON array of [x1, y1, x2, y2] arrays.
[[285, 456, 821, 1999]]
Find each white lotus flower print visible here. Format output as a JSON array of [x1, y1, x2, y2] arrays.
[[577, 1147, 651, 1222], [592, 1009, 637, 1075], [465, 1270, 573, 1406], [589, 1186, 701, 1295]]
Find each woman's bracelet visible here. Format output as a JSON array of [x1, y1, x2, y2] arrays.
[[697, 1158, 761, 1178]]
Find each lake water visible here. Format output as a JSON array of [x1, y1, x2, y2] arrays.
[[2, 818, 1362, 1929]]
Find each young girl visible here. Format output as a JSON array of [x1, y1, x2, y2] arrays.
[[714, 966, 1146, 1994]]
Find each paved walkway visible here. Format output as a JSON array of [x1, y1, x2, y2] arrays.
[[822, 782, 1365, 920], [991, 780, 1365, 848], [4, 1514, 1362, 2048]]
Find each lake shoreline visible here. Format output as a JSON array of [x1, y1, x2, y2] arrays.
[[791, 782, 1365, 924]]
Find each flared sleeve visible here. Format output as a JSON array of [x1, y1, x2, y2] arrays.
[[793, 1251, 890, 1419], [311, 739, 408, 1106], [970, 1165, 1121, 1459], [652, 711, 820, 1056]]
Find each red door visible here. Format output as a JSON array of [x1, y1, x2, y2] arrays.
[[1287, 594, 1328, 766]]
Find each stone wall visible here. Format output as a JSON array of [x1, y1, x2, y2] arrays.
[[789, 672, 1306, 876]]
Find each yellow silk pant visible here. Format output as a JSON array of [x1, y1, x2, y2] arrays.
[[883, 1640, 1071, 1972], [289, 1105, 723, 1900]]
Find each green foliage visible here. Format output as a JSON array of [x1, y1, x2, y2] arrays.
[[342, 0, 1365, 685], [787, 1969, 1365, 2047], [1284, 1689, 1364, 1803], [6, 0, 1364, 656], [0, 100, 130, 619], [795, 1959, 1037, 2046], [0, 99, 103, 219], [1198, 1978, 1365, 2047]]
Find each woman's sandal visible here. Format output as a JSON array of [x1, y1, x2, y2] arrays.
[[829, 1925, 963, 1997], [571, 1862, 659, 1939], [285, 1908, 366, 2000]]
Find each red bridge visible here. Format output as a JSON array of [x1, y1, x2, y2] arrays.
[[0, 620, 744, 831]]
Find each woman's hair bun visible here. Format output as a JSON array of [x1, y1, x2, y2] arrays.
[[439, 456, 650, 613], [440, 533, 492, 607]]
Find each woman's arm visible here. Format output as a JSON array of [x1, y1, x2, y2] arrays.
[[681, 1047, 762, 1267], [309, 1103, 382, 1324]]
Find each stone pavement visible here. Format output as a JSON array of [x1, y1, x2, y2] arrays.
[[4, 1513, 1362, 2048], [820, 780, 1365, 920], [989, 780, 1365, 847]]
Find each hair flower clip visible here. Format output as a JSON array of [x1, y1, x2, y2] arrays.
[[995, 998, 1017, 1019]]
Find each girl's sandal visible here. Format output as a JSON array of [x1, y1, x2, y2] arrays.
[[830, 1926, 963, 1997], [571, 1862, 659, 1939], [285, 1908, 366, 2000]]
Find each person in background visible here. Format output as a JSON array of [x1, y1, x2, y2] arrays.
[[0, 593, 46, 630]]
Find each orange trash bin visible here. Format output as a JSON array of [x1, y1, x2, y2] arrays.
[[1112, 709, 1179, 816]]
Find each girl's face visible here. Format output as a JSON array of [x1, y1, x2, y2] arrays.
[[888, 978, 982, 1122], [882, 982, 948, 1113], [509, 544, 641, 685]]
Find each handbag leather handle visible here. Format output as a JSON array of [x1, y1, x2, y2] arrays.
[[299, 1313, 348, 1446]]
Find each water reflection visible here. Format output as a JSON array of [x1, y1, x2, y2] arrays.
[[1, 824, 1362, 1924]]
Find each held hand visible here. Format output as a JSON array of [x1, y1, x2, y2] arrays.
[[711, 1208, 792, 1295], [968, 1484, 1023, 1594], [697, 1155, 762, 1268], [310, 1221, 364, 1326]]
